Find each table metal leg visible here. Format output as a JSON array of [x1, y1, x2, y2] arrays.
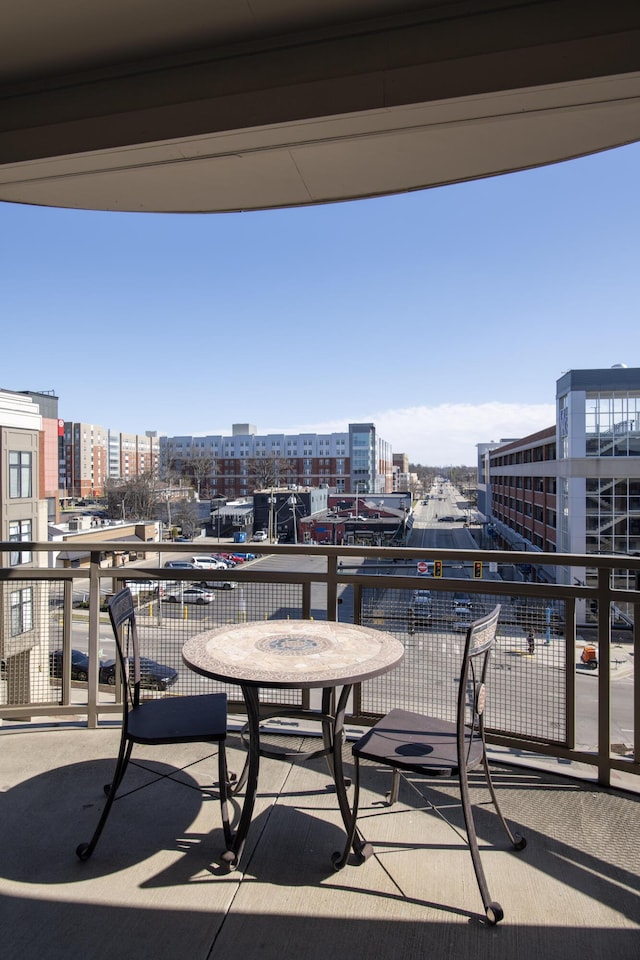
[[222, 683, 363, 870], [330, 685, 367, 860], [221, 683, 261, 870]]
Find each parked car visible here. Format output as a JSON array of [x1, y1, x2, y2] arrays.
[[191, 556, 227, 570], [164, 560, 195, 569], [252, 530, 268, 541], [100, 657, 178, 691], [212, 554, 237, 567], [49, 648, 92, 681], [125, 579, 162, 596], [203, 579, 238, 590], [163, 586, 215, 604]]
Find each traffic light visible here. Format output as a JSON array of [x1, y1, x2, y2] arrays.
[[433, 560, 443, 578], [473, 560, 483, 579]]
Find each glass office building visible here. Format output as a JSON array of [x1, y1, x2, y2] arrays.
[[557, 366, 640, 588]]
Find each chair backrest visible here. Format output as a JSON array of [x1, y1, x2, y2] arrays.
[[457, 604, 501, 767], [107, 587, 142, 710]]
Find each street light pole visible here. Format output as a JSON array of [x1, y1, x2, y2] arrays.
[[268, 489, 276, 543], [288, 495, 298, 544]]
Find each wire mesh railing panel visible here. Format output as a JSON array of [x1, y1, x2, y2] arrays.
[[1, 578, 65, 708], [106, 578, 306, 709], [358, 586, 568, 745]]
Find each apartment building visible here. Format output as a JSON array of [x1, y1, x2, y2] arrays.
[[0, 391, 50, 706], [392, 451, 417, 494], [63, 424, 159, 500], [484, 427, 558, 555], [63, 422, 109, 500], [160, 422, 394, 499], [5, 389, 62, 524], [112, 430, 159, 481]]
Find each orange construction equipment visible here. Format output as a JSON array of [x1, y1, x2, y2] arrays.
[[580, 645, 598, 669]]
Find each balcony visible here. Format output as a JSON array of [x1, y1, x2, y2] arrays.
[[1, 540, 638, 954]]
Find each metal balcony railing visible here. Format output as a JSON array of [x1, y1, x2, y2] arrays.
[[1, 540, 637, 789]]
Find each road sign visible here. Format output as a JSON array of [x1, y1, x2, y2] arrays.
[[417, 561, 429, 575]]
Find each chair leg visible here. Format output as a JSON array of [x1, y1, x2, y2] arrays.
[[387, 768, 401, 805], [482, 755, 527, 851], [76, 734, 132, 861], [105, 740, 134, 797], [458, 765, 504, 925]]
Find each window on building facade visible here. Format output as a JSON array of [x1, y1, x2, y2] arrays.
[[9, 520, 33, 565], [9, 451, 33, 498], [585, 477, 640, 556], [11, 587, 34, 636], [585, 393, 640, 457], [558, 394, 569, 458]]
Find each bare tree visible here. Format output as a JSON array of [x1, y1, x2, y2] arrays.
[[189, 452, 217, 498], [104, 474, 164, 521], [172, 499, 202, 538], [248, 455, 294, 490]]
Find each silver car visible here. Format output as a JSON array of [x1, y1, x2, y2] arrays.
[[163, 586, 215, 604]]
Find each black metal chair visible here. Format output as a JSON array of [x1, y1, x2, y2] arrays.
[[333, 604, 526, 925], [76, 587, 231, 860]]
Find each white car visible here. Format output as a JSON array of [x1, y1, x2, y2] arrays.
[[252, 530, 268, 542], [163, 586, 215, 604], [203, 579, 238, 590], [191, 556, 227, 570]]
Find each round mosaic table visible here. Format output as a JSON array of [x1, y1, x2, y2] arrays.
[[182, 619, 404, 869]]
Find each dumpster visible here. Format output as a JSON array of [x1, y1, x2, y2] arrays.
[[233, 531, 247, 543]]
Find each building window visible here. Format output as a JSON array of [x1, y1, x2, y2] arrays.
[[11, 587, 34, 636], [9, 451, 33, 498], [585, 477, 640, 556], [585, 392, 640, 457], [9, 520, 32, 565], [558, 394, 569, 459]]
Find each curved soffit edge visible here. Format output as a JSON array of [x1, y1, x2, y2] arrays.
[[1, 74, 640, 213]]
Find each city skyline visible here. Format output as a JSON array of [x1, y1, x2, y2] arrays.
[[2, 140, 639, 464]]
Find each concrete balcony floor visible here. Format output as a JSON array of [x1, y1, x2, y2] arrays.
[[1, 726, 638, 959]]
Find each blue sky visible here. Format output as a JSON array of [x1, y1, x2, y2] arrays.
[[2, 141, 639, 465]]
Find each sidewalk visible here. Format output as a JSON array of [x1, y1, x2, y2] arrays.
[[498, 634, 634, 680]]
